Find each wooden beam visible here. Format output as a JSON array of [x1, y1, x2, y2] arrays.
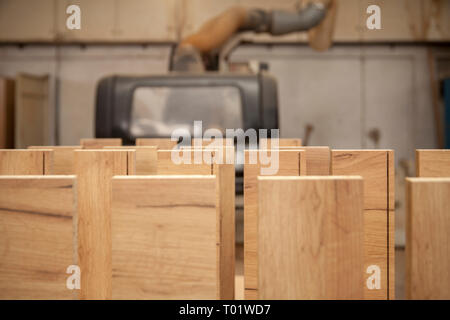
[[0, 176, 76, 299], [257, 176, 364, 299], [111, 176, 219, 299], [406, 178, 450, 299], [244, 149, 306, 299], [0, 149, 53, 175], [416, 149, 450, 177], [80, 138, 122, 149], [331, 149, 394, 299], [74, 150, 131, 299]]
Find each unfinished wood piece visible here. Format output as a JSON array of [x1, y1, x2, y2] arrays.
[[213, 163, 235, 300], [157, 149, 212, 174], [80, 138, 122, 149], [111, 176, 219, 299], [192, 138, 234, 147], [75, 150, 130, 300], [331, 149, 394, 300], [136, 138, 178, 149], [258, 176, 364, 299], [244, 149, 306, 299], [104, 146, 157, 175], [259, 138, 302, 148], [0, 176, 76, 299], [28, 146, 80, 175], [0, 78, 15, 149], [416, 149, 450, 177], [15, 74, 50, 148], [0, 149, 52, 175], [406, 178, 450, 300], [271, 146, 331, 175]]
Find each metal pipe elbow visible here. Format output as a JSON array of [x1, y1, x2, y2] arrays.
[[270, 3, 327, 35]]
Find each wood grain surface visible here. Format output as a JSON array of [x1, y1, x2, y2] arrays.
[[0, 149, 52, 175], [259, 138, 302, 148], [105, 146, 157, 175], [406, 178, 450, 299], [80, 138, 122, 149], [257, 176, 364, 300], [74, 150, 130, 299], [244, 149, 305, 299], [0, 176, 76, 299], [157, 149, 212, 174], [331, 149, 394, 299], [111, 176, 219, 299], [416, 149, 450, 177], [136, 138, 178, 149], [28, 146, 81, 175]]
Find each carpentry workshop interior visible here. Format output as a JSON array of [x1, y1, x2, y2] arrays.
[[0, 0, 449, 302]]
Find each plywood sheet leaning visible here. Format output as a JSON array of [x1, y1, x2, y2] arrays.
[[15, 74, 50, 148], [157, 149, 212, 174], [136, 138, 179, 150], [0, 149, 53, 175], [0, 176, 76, 299], [74, 150, 131, 300], [244, 149, 306, 299], [259, 138, 302, 148], [331, 150, 394, 299], [406, 178, 450, 299], [104, 146, 157, 175], [28, 146, 81, 175], [258, 176, 364, 299], [111, 176, 219, 299], [80, 138, 122, 149], [416, 149, 450, 177]]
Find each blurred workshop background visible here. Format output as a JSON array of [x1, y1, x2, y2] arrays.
[[1, 0, 450, 299]]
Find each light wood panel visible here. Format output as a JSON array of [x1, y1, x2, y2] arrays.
[[270, 146, 331, 175], [331, 149, 394, 300], [258, 176, 364, 299], [136, 138, 179, 150], [416, 149, 450, 177], [244, 149, 305, 299], [74, 150, 130, 300], [0, 149, 53, 175], [80, 138, 122, 149], [0, 176, 76, 299], [111, 176, 219, 299], [105, 146, 157, 175], [28, 146, 81, 175], [15, 74, 50, 148], [406, 178, 450, 300], [213, 163, 235, 300], [259, 138, 302, 148], [157, 149, 212, 174], [0, 78, 15, 149]]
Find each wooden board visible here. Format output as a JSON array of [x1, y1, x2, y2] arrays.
[[0, 176, 76, 299], [244, 149, 305, 299], [15, 74, 50, 148], [271, 146, 331, 175], [104, 146, 157, 175], [259, 138, 302, 148], [258, 176, 364, 300], [213, 163, 235, 300], [136, 138, 178, 150], [406, 178, 450, 300], [416, 149, 450, 177], [331, 149, 395, 300], [0, 78, 15, 149], [157, 149, 212, 174], [111, 176, 219, 299], [28, 146, 81, 175], [0, 149, 53, 175], [192, 138, 234, 147], [80, 138, 122, 149], [74, 150, 130, 300]]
